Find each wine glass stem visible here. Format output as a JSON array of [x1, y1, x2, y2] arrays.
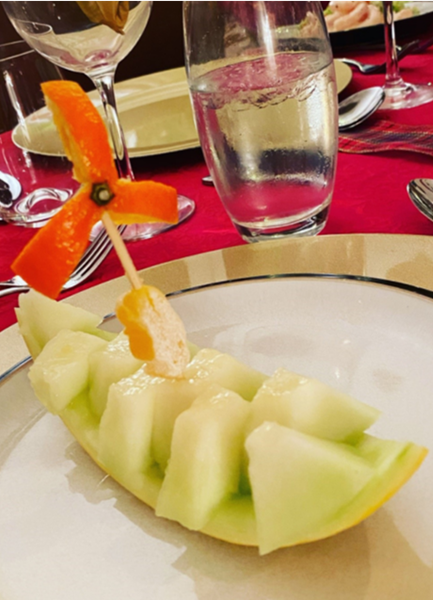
[[91, 71, 134, 181], [382, 1, 404, 89]]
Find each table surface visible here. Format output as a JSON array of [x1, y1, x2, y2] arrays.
[[2, 45, 433, 334]]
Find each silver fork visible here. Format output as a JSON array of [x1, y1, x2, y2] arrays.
[[0, 225, 125, 298], [339, 40, 419, 75]]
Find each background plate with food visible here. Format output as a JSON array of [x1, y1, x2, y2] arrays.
[[327, 1, 433, 49]]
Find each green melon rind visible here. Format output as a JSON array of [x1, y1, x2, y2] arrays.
[[59, 394, 427, 551]]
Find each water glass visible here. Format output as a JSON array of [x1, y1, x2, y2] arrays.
[[184, 1, 338, 241], [0, 40, 77, 226]]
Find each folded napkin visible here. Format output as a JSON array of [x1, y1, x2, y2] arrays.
[[339, 118, 433, 158]]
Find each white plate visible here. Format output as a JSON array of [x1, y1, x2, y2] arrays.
[[12, 62, 352, 159], [0, 234, 433, 599]]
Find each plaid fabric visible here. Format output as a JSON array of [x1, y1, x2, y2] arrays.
[[339, 118, 433, 157]]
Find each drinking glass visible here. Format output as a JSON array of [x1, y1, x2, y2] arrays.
[[0, 39, 77, 226], [3, 1, 195, 240], [183, 1, 338, 241], [381, 1, 433, 110]]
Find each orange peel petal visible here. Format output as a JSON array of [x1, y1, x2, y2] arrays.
[[12, 80, 181, 300], [42, 80, 118, 185], [12, 185, 103, 299], [109, 179, 179, 225]]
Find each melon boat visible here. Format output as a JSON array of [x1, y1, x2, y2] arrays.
[[17, 290, 428, 555]]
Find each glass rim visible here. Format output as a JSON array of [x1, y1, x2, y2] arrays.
[[0, 40, 35, 63]]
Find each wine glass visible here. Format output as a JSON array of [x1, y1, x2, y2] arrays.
[[381, 1, 433, 110], [3, 1, 195, 240]]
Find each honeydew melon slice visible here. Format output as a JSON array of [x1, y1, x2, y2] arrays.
[[248, 368, 381, 443], [98, 367, 155, 481], [152, 348, 267, 472], [202, 433, 427, 553], [88, 332, 144, 418], [56, 374, 427, 555], [310, 434, 429, 542], [156, 384, 251, 530], [16, 289, 109, 358], [96, 346, 266, 479], [25, 315, 425, 555], [184, 348, 267, 401], [150, 375, 210, 472], [29, 329, 107, 414], [245, 422, 376, 555], [63, 390, 163, 508]]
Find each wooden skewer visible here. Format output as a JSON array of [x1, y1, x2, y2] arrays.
[[101, 212, 143, 290]]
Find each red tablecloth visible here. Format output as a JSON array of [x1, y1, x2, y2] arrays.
[[2, 47, 433, 332]]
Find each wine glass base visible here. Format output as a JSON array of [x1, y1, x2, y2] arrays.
[[0, 187, 74, 228], [90, 195, 195, 242], [380, 82, 433, 110]]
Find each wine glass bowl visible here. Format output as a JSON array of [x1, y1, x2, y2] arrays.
[[2, 2, 152, 77], [3, 1, 152, 183]]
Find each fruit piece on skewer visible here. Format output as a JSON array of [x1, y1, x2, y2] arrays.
[[12, 79, 189, 378], [102, 213, 189, 378], [116, 285, 189, 378]]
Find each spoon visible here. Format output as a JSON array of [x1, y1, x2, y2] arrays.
[[202, 88, 385, 185], [0, 171, 21, 208], [407, 179, 433, 222], [338, 87, 385, 132]]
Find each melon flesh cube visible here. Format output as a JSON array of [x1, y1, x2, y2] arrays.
[[156, 384, 251, 530], [249, 368, 380, 443], [246, 422, 374, 555], [98, 367, 155, 481], [29, 329, 107, 414], [61, 390, 100, 453], [88, 332, 144, 419], [16, 290, 104, 358], [92, 360, 204, 474], [151, 376, 209, 472], [247, 369, 306, 435], [152, 349, 266, 472], [184, 348, 268, 401], [187, 341, 200, 359]]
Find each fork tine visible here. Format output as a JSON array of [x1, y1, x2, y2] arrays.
[[72, 228, 109, 271], [0, 224, 125, 294], [65, 224, 126, 286], [71, 229, 112, 276], [70, 236, 113, 280]]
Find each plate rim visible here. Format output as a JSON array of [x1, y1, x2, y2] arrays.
[[12, 61, 351, 159], [3, 270, 433, 385], [2, 232, 433, 378]]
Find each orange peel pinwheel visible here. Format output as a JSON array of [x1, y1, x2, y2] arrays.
[[12, 80, 178, 300]]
